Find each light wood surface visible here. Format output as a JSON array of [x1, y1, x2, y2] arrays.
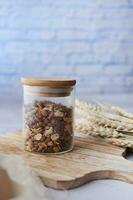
[[0, 132, 133, 190]]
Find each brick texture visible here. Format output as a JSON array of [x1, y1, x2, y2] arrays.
[[0, 0, 133, 94]]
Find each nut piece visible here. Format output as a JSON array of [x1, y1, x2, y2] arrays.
[[63, 117, 72, 123], [41, 142, 47, 149], [25, 141, 33, 151], [53, 147, 60, 152], [54, 110, 64, 117], [47, 141, 53, 147], [38, 142, 47, 150], [44, 104, 53, 111], [34, 133, 42, 141], [44, 127, 53, 137], [51, 133, 59, 141]]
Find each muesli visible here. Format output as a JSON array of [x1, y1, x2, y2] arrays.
[[24, 100, 73, 153]]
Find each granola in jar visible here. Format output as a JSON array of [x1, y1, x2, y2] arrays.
[[24, 100, 73, 153]]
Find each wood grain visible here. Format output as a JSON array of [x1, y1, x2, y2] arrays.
[[0, 132, 133, 190]]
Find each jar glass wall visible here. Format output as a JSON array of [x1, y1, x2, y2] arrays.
[[21, 77, 76, 154]]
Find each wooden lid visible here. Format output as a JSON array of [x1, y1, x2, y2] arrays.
[[21, 77, 76, 87]]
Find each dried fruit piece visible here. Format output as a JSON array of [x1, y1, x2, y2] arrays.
[[51, 133, 59, 141], [41, 142, 47, 149], [53, 147, 60, 152], [25, 140, 33, 151], [31, 128, 42, 134], [63, 117, 72, 123], [25, 145, 32, 152], [41, 109, 48, 117], [44, 127, 53, 137], [44, 137, 51, 144], [34, 134, 42, 141], [47, 104, 53, 111], [47, 141, 53, 147], [54, 110, 64, 117], [38, 142, 47, 150]]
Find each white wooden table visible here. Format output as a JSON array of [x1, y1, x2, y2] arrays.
[[0, 92, 133, 200]]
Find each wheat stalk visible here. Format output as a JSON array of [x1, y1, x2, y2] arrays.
[[75, 121, 133, 148], [75, 122, 124, 138], [108, 138, 133, 148], [88, 116, 133, 133], [76, 99, 102, 112], [100, 103, 133, 120], [75, 99, 133, 149], [78, 97, 133, 120], [76, 106, 133, 124], [76, 99, 133, 134]]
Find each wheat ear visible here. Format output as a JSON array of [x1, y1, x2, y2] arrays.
[[108, 138, 133, 148], [88, 116, 133, 133], [76, 99, 102, 112], [75, 122, 124, 138], [110, 105, 133, 119], [75, 106, 133, 124], [99, 102, 133, 120]]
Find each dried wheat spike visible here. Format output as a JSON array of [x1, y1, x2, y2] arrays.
[[75, 107, 89, 118], [75, 122, 124, 138], [75, 106, 133, 124], [111, 105, 133, 120], [88, 116, 133, 133], [100, 102, 133, 120], [108, 138, 133, 148], [76, 99, 102, 112], [76, 99, 133, 123]]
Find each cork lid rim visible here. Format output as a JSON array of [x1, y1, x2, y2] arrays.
[[21, 77, 76, 87]]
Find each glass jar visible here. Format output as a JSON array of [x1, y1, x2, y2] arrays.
[[21, 77, 76, 154]]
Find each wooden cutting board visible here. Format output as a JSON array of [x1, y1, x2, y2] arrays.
[[0, 132, 133, 190]]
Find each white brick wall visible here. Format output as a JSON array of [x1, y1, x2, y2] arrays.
[[0, 0, 133, 94]]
